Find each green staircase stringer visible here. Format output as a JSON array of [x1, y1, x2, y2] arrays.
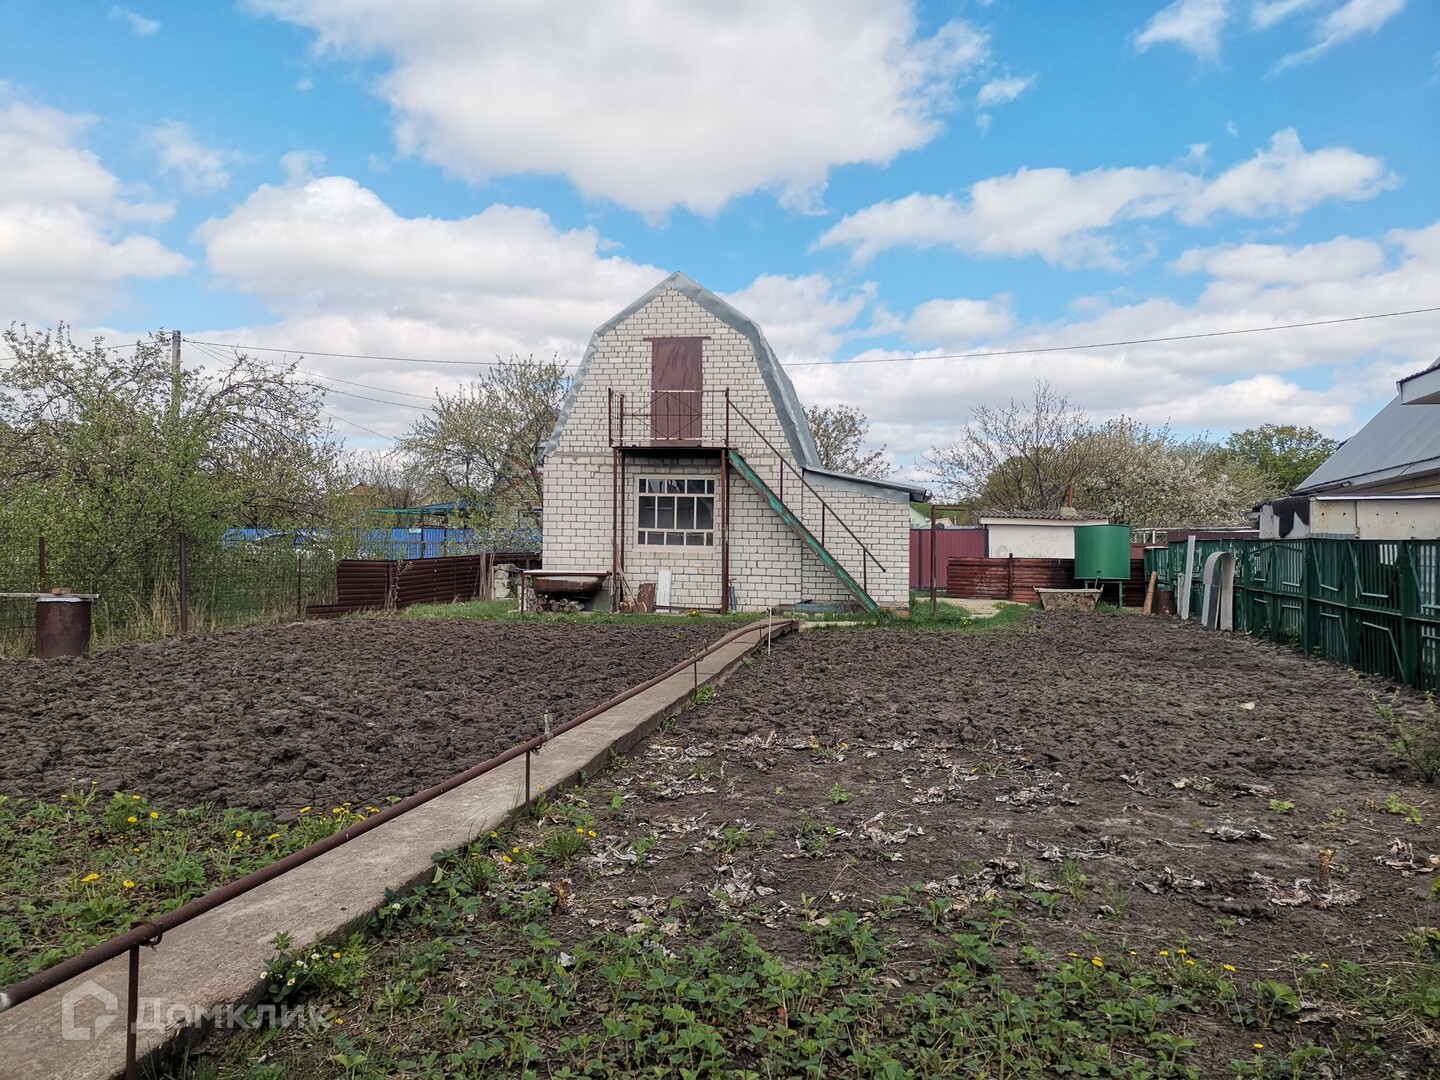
[[727, 448, 879, 613]]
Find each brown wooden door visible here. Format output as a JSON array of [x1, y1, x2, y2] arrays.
[[651, 337, 703, 443]]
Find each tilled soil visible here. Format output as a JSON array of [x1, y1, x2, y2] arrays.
[[559, 613, 1438, 1073], [0, 618, 723, 816]]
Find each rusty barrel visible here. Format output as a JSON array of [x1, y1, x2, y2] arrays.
[[35, 595, 93, 658]]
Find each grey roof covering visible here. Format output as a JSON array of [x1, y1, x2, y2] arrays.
[[803, 466, 929, 503], [980, 509, 1108, 522], [542, 272, 822, 468], [1295, 393, 1440, 493]]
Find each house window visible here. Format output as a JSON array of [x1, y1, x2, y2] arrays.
[[637, 478, 715, 546]]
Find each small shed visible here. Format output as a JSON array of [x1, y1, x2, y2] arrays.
[[540, 272, 925, 612], [979, 508, 1109, 560]]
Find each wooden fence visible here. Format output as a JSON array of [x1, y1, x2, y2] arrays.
[[910, 527, 987, 590], [947, 555, 1149, 606], [305, 552, 541, 618]]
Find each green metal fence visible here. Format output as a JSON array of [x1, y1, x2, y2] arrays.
[[1146, 538, 1440, 691]]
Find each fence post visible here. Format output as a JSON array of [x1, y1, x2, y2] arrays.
[[178, 533, 189, 635], [295, 548, 303, 616]]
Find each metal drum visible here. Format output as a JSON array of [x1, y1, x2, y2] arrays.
[[35, 595, 93, 658]]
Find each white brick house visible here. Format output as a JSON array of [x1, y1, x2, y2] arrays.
[[540, 273, 924, 612]]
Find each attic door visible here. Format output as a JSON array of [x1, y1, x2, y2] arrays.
[[650, 337, 703, 444]]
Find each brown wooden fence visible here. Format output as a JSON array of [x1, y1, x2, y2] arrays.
[[305, 552, 540, 618], [910, 527, 987, 590], [947, 555, 1149, 606]]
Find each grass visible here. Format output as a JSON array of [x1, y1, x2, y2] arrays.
[[160, 781, 1440, 1080], [0, 787, 370, 988]]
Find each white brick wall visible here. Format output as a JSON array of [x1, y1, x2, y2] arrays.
[[544, 285, 912, 610]]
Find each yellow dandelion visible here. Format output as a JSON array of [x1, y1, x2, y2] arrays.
[[502, 855, 512, 863], [1176, 948, 1187, 955], [122, 880, 135, 889], [1223, 964, 1236, 972], [575, 826, 585, 834], [299, 806, 311, 814], [332, 951, 341, 959], [81, 872, 100, 883], [61, 794, 68, 800], [149, 812, 159, 819], [1091, 957, 1104, 969], [127, 816, 138, 824], [267, 833, 281, 841], [131, 795, 141, 801], [1253, 1043, 1264, 1050], [1184, 959, 1196, 966], [1159, 950, 1169, 957], [588, 830, 597, 838], [512, 846, 521, 854], [1067, 952, 1079, 958], [234, 830, 244, 838]]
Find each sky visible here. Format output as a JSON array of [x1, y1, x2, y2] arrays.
[[1, 0, 1436, 474]]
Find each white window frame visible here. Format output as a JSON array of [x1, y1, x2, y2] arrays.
[[636, 477, 716, 547]]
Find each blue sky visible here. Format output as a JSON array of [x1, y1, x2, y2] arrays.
[[1, 0, 1436, 468]]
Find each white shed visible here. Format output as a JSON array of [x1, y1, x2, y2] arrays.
[[540, 273, 924, 612], [980, 509, 1109, 560]]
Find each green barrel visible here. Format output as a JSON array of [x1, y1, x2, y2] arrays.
[[1073, 524, 1130, 580]]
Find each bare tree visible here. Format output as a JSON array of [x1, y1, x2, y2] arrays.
[[803, 404, 890, 477], [924, 382, 1093, 510]]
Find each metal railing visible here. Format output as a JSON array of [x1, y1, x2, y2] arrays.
[[0, 618, 796, 1079], [606, 388, 888, 595]]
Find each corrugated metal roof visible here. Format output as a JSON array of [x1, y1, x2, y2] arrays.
[[979, 509, 1108, 521], [1296, 394, 1440, 492]]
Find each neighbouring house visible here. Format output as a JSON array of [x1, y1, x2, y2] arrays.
[[1257, 356, 1440, 540], [979, 508, 1109, 560], [540, 272, 925, 612]]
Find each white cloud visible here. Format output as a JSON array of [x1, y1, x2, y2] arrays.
[[109, 6, 160, 36], [1135, 0, 1232, 59], [907, 296, 1016, 345], [1180, 128, 1396, 222], [1249, 0, 1319, 29], [250, 0, 989, 215], [976, 74, 1035, 107], [720, 274, 872, 360], [151, 121, 237, 193], [1278, 0, 1406, 67], [793, 218, 1440, 464], [815, 129, 1393, 266], [0, 85, 187, 323]]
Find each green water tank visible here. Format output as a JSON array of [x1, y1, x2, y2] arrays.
[[1073, 524, 1131, 580]]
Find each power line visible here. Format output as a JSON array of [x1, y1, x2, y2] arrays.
[[322, 409, 397, 441], [185, 304, 1438, 372], [185, 337, 434, 413], [184, 337, 526, 368], [784, 305, 1440, 367]]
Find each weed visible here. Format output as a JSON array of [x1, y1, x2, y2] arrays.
[[1370, 686, 1440, 782], [828, 782, 853, 805], [691, 683, 717, 707], [1268, 798, 1296, 815], [1381, 792, 1423, 824]]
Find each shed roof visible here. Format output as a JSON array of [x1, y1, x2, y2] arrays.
[[980, 509, 1107, 523], [1295, 392, 1440, 493]]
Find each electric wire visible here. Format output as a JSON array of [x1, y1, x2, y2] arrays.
[[183, 304, 1440, 372]]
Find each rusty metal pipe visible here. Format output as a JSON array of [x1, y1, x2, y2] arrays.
[[0, 617, 793, 1015]]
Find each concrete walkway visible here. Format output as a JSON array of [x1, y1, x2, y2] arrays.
[[0, 620, 791, 1080]]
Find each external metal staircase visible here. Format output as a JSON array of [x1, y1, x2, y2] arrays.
[[727, 448, 880, 613]]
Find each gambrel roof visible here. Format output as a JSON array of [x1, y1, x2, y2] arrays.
[[543, 272, 820, 468]]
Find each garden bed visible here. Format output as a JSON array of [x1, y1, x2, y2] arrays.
[[0, 616, 727, 816], [173, 612, 1440, 1077]]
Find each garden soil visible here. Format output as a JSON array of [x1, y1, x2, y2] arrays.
[[0, 617, 723, 816], [549, 612, 1438, 1073]]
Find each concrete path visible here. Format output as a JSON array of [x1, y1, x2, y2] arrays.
[[0, 620, 790, 1080]]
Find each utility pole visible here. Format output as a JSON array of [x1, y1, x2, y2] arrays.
[[169, 330, 182, 420]]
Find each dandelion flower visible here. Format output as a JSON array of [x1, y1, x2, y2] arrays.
[[149, 812, 159, 820], [267, 833, 281, 841], [299, 806, 311, 814], [234, 830, 244, 838], [1067, 952, 1079, 958], [1253, 1043, 1264, 1050], [81, 873, 100, 883], [588, 830, 597, 838], [127, 816, 138, 824], [1176, 948, 1187, 955], [131, 795, 141, 801], [332, 951, 341, 959], [1091, 957, 1104, 969], [123, 880, 135, 889], [1185, 959, 1196, 966], [1223, 964, 1236, 972], [1159, 950, 1169, 957], [575, 826, 585, 834]]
